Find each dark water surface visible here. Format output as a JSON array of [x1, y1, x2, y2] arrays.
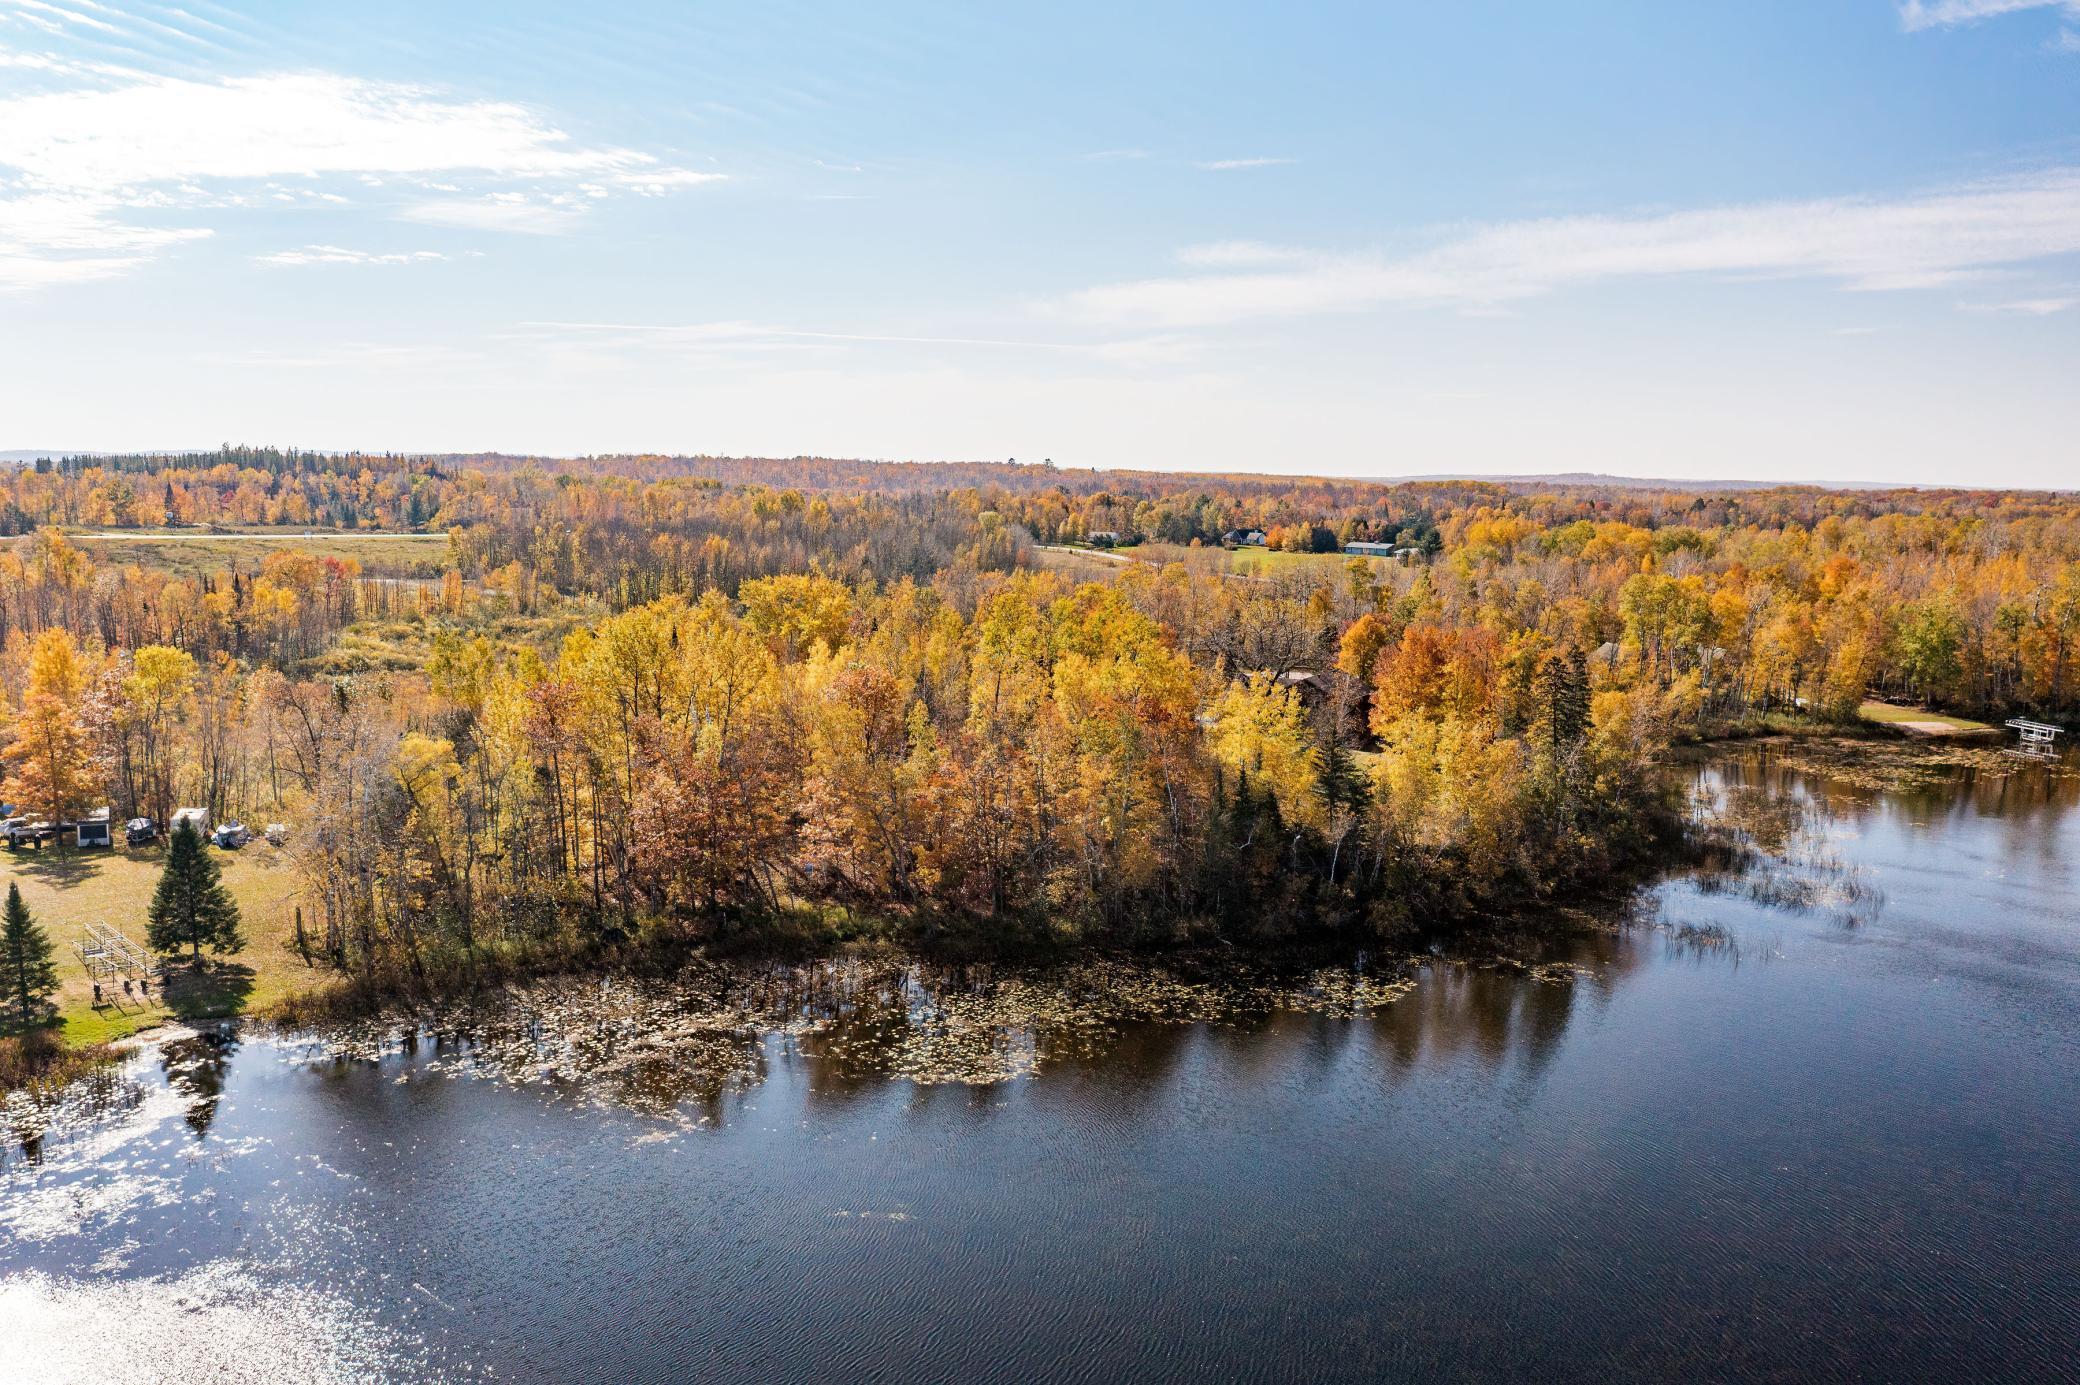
[[6, 746, 2079, 1382]]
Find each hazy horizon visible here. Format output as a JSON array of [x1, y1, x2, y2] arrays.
[[5, 1, 2079, 487], [0, 447, 2046, 494]]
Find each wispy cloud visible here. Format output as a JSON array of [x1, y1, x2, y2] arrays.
[[0, 65, 720, 287], [1193, 157, 1294, 171], [4, 0, 121, 37], [0, 185, 207, 287], [1174, 240, 1308, 268], [1960, 293, 2075, 313], [402, 194, 588, 235], [501, 319, 1204, 371], [1898, 0, 2075, 31], [256, 244, 448, 267], [513, 319, 1107, 351], [0, 72, 699, 189], [1061, 169, 2080, 326]]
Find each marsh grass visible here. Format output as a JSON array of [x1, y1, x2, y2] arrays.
[[0, 1028, 120, 1101]]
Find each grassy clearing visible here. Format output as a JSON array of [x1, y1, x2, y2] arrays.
[[1066, 543, 1408, 581], [1857, 700, 1997, 734], [1133, 544, 1406, 578], [1, 841, 313, 1045], [1228, 547, 1382, 577], [1031, 545, 1134, 579], [67, 527, 450, 580], [297, 607, 603, 678]]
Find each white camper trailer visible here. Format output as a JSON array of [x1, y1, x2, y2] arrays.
[[75, 807, 112, 849], [170, 806, 211, 840]]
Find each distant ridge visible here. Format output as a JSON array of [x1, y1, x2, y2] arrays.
[[1387, 471, 1912, 492], [2, 451, 2032, 494]]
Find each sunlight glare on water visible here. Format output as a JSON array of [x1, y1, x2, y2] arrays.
[[4, 745, 2078, 1382]]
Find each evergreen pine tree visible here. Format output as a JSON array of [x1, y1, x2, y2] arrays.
[[1315, 737, 1369, 816], [1536, 651, 1592, 750], [147, 821, 245, 963], [1564, 648, 1592, 743], [2, 882, 58, 1032]]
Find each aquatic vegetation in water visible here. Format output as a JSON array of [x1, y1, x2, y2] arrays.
[[3, 1053, 145, 1165], [1769, 739, 2077, 793], [1680, 761, 1886, 929], [280, 955, 1439, 1101]]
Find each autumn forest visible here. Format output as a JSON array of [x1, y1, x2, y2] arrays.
[[1, 448, 2076, 1001]]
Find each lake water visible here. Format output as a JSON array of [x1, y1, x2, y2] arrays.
[[5, 743, 2078, 1382]]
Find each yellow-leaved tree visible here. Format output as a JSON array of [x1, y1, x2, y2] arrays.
[[1208, 673, 1321, 829], [119, 643, 197, 828], [4, 628, 105, 835]]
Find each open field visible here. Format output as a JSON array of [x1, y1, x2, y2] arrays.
[[1113, 543, 1406, 578], [1044, 542, 1407, 582], [1858, 700, 1999, 737], [1229, 547, 1397, 577], [1031, 544, 1135, 578], [3, 841, 312, 1045], [66, 526, 450, 579]]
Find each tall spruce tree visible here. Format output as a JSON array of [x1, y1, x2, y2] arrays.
[[1314, 737, 1369, 816], [3, 882, 58, 1032], [147, 821, 245, 963], [1536, 650, 1592, 750]]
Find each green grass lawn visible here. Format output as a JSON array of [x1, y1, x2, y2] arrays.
[[4, 841, 315, 1044], [1856, 700, 1996, 733]]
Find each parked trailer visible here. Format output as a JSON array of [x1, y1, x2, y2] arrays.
[[76, 807, 112, 849]]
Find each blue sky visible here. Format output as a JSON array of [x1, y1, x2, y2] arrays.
[[2, 1, 2078, 485]]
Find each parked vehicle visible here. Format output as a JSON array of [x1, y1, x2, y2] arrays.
[[170, 806, 210, 840], [126, 816, 158, 846], [213, 821, 250, 849], [264, 823, 288, 847], [3, 818, 55, 847]]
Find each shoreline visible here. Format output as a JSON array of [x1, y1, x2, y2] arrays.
[[9, 730, 2060, 1098]]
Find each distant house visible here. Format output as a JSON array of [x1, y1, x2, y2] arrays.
[[1242, 530, 1267, 546], [1275, 669, 1329, 709], [1343, 541, 1397, 557]]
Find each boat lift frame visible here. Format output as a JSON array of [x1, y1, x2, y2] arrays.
[[2005, 718, 2064, 760], [76, 920, 159, 981]]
